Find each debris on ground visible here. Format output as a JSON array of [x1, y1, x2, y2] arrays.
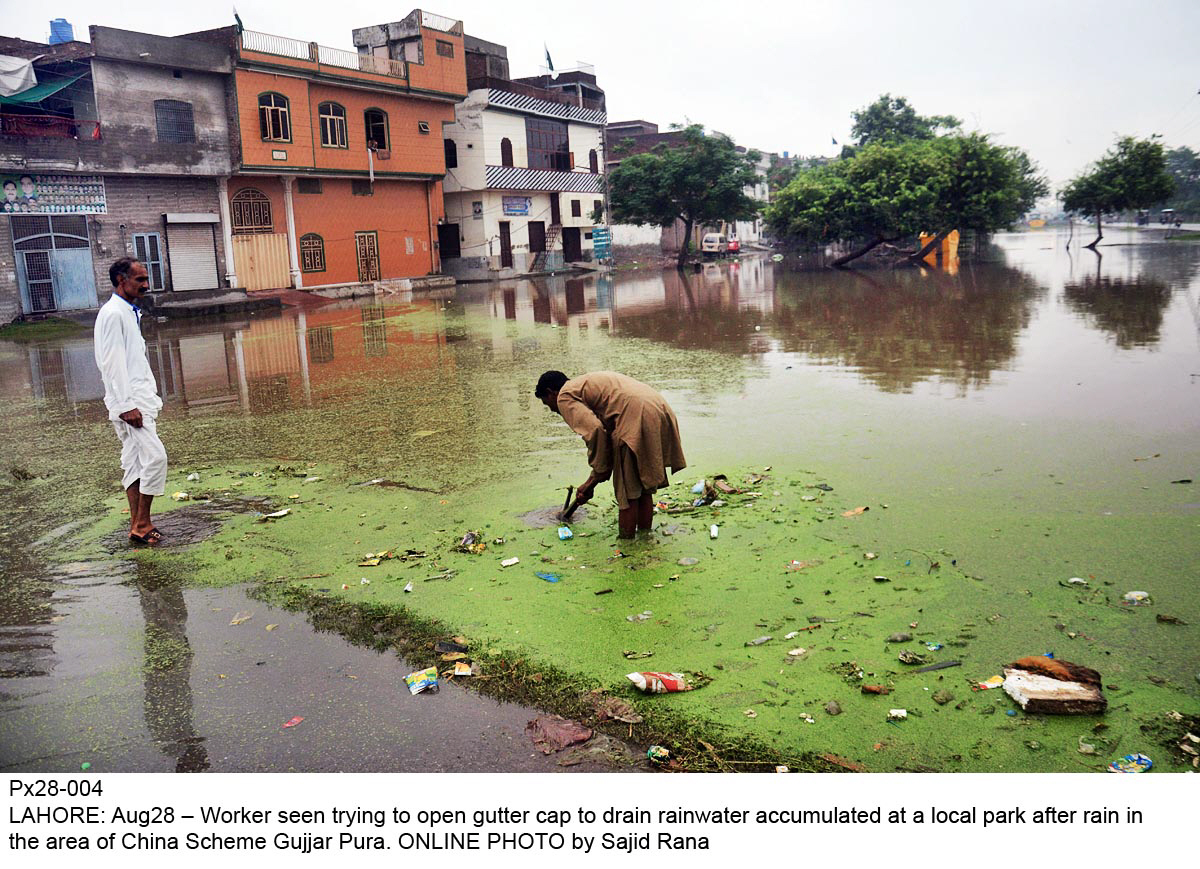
[[535, 571, 561, 583], [932, 690, 955, 705], [526, 715, 593, 754], [229, 611, 253, 625], [455, 531, 486, 554], [647, 745, 670, 763], [256, 508, 290, 521], [171, 491, 190, 501], [862, 685, 892, 695], [1002, 656, 1107, 714], [1107, 753, 1152, 773], [558, 526, 573, 540], [586, 691, 644, 724], [887, 709, 908, 721], [1156, 614, 1187, 625], [745, 636, 772, 646], [627, 611, 653, 622], [435, 640, 468, 655], [1122, 591, 1151, 605], [623, 650, 653, 659], [898, 650, 928, 665], [282, 716, 304, 728], [404, 666, 439, 695], [915, 660, 962, 673], [626, 671, 710, 693], [500, 557, 520, 567], [976, 675, 1004, 690], [843, 506, 869, 517]]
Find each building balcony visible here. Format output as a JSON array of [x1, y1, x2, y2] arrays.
[[239, 29, 408, 81], [485, 165, 603, 194]]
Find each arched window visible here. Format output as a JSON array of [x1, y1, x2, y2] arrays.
[[500, 137, 513, 167], [231, 189, 273, 235], [364, 108, 389, 150], [588, 149, 598, 174], [300, 233, 325, 272], [444, 138, 458, 169], [258, 92, 290, 142], [318, 102, 347, 148], [154, 99, 195, 143]]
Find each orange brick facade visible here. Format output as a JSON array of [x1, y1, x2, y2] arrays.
[[227, 23, 464, 288]]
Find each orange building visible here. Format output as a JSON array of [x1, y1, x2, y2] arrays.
[[194, 10, 466, 291]]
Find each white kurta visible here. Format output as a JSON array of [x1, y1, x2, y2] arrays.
[[93, 294, 162, 422]]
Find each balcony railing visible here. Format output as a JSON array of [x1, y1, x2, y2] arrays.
[[241, 30, 407, 80], [420, 11, 463, 35], [0, 114, 91, 139]]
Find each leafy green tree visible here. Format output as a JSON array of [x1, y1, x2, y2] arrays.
[[1061, 136, 1174, 249], [608, 125, 761, 268], [842, 93, 960, 157], [1163, 146, 1200, 218]]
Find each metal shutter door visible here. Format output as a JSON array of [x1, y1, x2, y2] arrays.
[[167, 224, 219, 291]]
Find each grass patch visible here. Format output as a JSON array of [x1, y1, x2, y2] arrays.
[[0, 317, 87, 342], [1166, 231, 1200, 241]]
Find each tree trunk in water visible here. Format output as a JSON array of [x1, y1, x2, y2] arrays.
[[676, 219, 694, 270], [907, 228, 953, 264], [831, 235, 886, 269], [1084, 211, 1103, 250]]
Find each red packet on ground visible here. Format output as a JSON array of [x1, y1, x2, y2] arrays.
[[282, 716, 304, 728], [627, 672, 692, 693]]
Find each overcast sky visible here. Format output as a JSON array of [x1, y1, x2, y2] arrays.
[[6, 0, 1199, 195]]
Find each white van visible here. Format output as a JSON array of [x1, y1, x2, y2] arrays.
[[701, 233, 728, 257]]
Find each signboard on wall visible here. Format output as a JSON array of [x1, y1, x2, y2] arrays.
[[502, 196, 531, 216], [1, 173, 106, 214]]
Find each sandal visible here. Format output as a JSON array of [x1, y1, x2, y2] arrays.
[[147, 528, 164, 541], [129, 532, 161, 546]]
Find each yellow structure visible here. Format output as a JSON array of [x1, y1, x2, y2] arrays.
[[918, 229, 959, 268]]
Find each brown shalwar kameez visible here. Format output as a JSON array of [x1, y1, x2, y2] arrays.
[[555, 372, 687, 509]]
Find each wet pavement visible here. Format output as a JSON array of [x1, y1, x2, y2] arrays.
[[0, 556, 639, 772]]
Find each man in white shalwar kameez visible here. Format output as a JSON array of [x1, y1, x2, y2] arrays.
[[94, 257, 167, 545]]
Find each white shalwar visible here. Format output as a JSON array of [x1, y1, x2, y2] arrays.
[[93, 294, 167, 496]]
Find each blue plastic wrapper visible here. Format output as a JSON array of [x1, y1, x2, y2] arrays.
[[536, 572, 561, 583], [1108, 753, 1152, 773], [558, 526, 573, 540], [404, 666, 438, 695]]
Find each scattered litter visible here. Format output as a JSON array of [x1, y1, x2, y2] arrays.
[[526, 715, 592, 754], [626, 671, 707, 693], [627, 611, 653, 622], [341, 584, 350, 590], [303, 476, 321, 483], [1156, 614, 1187, 625], [594, 588, 613, 595], [709, 524, 719, 539], [787, 648, 806, 657], [799, 713, 815, 724], [842, 506, 869, 517], [435, 640, 468, 655], [80, 762, 91, 771], [186, 472, 200, 482], [265, 624, 278, 631], [404, 666, 439, 695], [801, 495, 818, 502], [535, 571, 561, 583], [785, 630, 801, 639], [557, 526, 574, 540], [976, 675, 1005, 690], [647, 745, 670, 763], [453, 661, 473, 676], [171, 491, 190, 501], [1122, 591, 1151, 605], [864, 552, 878, 560], [1078, 736, 1096, 755], [501, 557, 520, 567], [257, 508, 290, 521], [282, 716, 304, 728], [862, 685, 892, 695], [786, 559, 822, 571], [455, 531, 486, 555], [1067, 577, 1089, 586], [924, 642, 943, 651], [887, 709, 908, 721], [776, 765, 790, 773], [1108, 753, 1152, 773], [360, 577, 370, 585], [691, 480, 706, 494], [873, 575, 890, 583], [1002, 656, 1107, 714], [623, 650, 653, 660], [814, 483, 833, 491], [744, 709, 757, 718], [1170, 478, 1192, 484], [229, 611, 253, 625], [403, 582, 413, 593], [745, 636, 772, 646], [898, 650, 928, 665]]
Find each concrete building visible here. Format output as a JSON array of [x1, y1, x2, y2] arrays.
[[436, 36, 607, 281], [185, 9, 466, 293], [0, 27, 235, 322]]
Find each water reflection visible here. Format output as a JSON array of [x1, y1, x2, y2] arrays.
[[4, 242, 1200, 423], [134, 561, 209, 772]]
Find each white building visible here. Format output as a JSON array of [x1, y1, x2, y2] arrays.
[[439, 37, 607, 280]]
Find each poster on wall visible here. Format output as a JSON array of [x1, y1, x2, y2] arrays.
[[1, 173, 107, 214], [502, 196, 531, 216]]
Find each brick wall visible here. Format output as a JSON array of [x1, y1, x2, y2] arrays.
[[94, 176, 226, 300]]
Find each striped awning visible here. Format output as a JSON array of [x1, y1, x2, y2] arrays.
[[485, 165, 604, 194], [487, 89, 605, 126]]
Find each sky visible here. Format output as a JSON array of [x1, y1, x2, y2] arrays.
[[5, 0, 1200, 195]]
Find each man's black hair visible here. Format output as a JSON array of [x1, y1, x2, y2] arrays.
[[534, 370, 569, 399], [109, 257, 139, 287]]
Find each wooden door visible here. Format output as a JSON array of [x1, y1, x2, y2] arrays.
[[561, 227, 582, 262], [550, 193, 561, 226], [528, 221, 546, 253], [498, 221, 512, 268], [355, 231, 381, 282], [437, 223, 460, 259]]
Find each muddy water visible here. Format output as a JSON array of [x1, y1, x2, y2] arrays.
[[1, 227, 1198, 772]]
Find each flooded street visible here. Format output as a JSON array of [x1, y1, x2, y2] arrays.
[[1, 228, 1197, 772]]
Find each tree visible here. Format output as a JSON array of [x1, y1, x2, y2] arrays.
[[1163, 146, 1200, 218], [842, 93, 960, 156], [608, 125, 762, 268], [1061, 136, 1175, 249], [767, 134, 1046, 267]]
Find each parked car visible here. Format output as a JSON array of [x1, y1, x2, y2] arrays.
[[727, 237, 741, 254], [701, 233, 728, 257]]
